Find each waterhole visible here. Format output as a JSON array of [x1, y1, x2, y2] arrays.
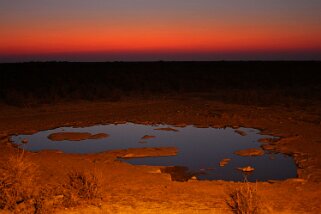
[[11, 123, 297, 181]]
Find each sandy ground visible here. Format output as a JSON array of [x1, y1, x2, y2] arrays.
[[1, 95, 321, 213]]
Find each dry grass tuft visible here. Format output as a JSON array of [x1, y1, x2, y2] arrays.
[[0, 151, 38, 212], [0, 152, 106, 212], [63, 169, 104, 207], [34, 185, 65, 214], [227, 179, 262, 214]]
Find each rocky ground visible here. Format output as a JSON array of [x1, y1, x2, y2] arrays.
[[1, 94, 321, 213]]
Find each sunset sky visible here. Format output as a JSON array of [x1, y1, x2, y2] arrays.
[[1, 0, 321, 62]]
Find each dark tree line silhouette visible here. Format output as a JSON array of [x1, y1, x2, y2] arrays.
[[0, 61, 320, 106]]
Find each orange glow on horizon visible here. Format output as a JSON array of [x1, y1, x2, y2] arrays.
[[1, 19, 321, 56]]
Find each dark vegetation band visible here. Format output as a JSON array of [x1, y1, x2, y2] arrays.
[[0, 61, 320, 106]]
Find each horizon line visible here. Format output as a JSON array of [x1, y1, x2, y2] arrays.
[[1, 60, 321, 64]]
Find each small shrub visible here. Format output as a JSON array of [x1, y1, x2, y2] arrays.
[[63, 169, 104, 207], [0, 153, 105, 212], [33, 185, 65, 214], [227, 179, 262, 214], [0, 151, 37, 211]]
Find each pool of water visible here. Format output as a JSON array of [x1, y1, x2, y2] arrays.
[[11, 123, 297, 181]]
